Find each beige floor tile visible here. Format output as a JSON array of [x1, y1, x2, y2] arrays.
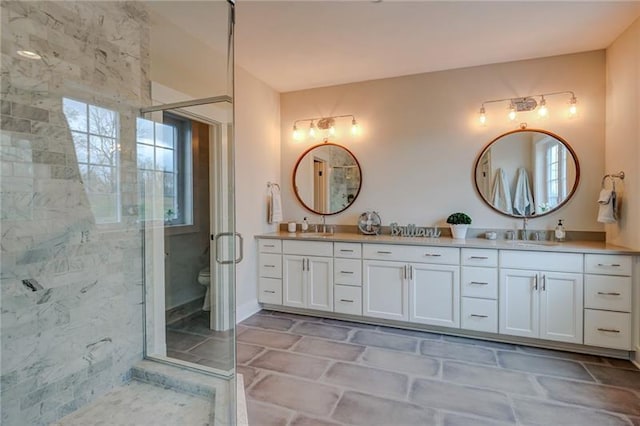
[[249, 350, 330, 379]]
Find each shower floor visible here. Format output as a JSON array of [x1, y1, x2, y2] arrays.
[[166, 311, 234, 371], [52, 380, 212, 425]]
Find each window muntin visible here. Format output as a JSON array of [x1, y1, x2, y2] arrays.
[[63, 98, 120, 224], [136, 114, 192, 226]]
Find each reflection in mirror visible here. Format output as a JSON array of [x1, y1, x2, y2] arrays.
[[474, 129, 579, 218], [293, 143, 362, 215]]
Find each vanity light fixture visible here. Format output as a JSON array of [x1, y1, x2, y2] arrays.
[[478, 91, 577, 125], [292, 114, 361, 140], [16, 49, 41, 60]]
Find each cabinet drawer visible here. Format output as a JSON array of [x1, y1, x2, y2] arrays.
[[461, 267, 498, 299], [461, 297, 498, 333], [258, 239, 282, 253], [461, 249, 497, 267], [334, 242, 362, 258], [258, 277, 282, 304], [500, 250, 583, 273], [363, 244, 459, 265], [283, 240, 333, 257], [584, 309, 632, 350], [259, 253, 282, 278], [585, 254, 632, 276], [334, 258, 362, 286], [334, 285, 362, 315], [584, 275, 632, 312]]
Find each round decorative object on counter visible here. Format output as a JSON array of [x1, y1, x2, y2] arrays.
[[358, 211, 381, 235]]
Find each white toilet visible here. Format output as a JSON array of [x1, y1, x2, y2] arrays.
[[198, 266, 211, 311]]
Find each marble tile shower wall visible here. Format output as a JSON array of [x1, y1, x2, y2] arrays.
[[1, 2, 150, 425]]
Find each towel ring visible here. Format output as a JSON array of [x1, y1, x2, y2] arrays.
[[601, 171, 625, 189]]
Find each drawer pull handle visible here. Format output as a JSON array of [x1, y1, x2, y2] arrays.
[[264, 244, 275, 248], [264, 290, 276, 294], [424, 253, 442, 257], [470, 314, 488, 318], [470, 281, 489, 285], [597, 291, 621, 296], [339, 299, 354, 303], [264, 264, 276, 268], [597, 328, 621, 333], [377, 251, 393, 254], [470, 256, 489, 260], [340, 271, 354, 274], [597, 263, 621, 267], [340, 249, 354, 252]]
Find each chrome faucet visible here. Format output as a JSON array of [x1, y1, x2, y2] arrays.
[[320, 215, 326, 233], [521, 218, 529, 240]]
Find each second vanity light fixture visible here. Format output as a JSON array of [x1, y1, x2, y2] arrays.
[[478, 91, 578, 125], [292, 114, 360, 141]]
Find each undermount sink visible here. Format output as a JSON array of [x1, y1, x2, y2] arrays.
[[298, 232, 334, 238], [509, 241, 559, 247]]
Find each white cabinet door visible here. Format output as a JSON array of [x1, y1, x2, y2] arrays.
[[308, 256, 333, 312], [539, 272, 583, 344], [283, 255, 305, 308], [499, 269, 539, 338], [410, 263, 460, 328], [363, 260, 408, 321]]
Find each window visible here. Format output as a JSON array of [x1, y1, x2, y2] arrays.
[[63, 98, 120, 224], [545, 141, 567, 207], [136, 113, 193, 226]]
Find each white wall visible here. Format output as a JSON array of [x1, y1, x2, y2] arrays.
[[280, 51, 606, 233], [605, 17, 640, 249], [234, 66, 281, 320]]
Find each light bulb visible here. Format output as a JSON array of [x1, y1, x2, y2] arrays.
[[292, 125, 302, 140], [329, 125, 336, 136], [350, 118, 359, 135], [309, 122, 316, 138], [479, 106, 487, 125], [568, 96, 578, 118], [508, 103, 517, 121], [538, 96, 548, 118]]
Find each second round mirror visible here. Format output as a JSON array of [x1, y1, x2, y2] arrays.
[[293, 143, 362, 215]]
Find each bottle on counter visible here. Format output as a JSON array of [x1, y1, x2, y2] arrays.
[[555, 220, 566, 242], [301, 217, 309, 232]]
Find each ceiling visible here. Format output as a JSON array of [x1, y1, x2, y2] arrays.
[[151, 1, 640, 93]]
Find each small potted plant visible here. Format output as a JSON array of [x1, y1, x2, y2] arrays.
[[446, 212, 472, 239]]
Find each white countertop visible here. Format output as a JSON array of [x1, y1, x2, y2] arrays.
[[256, 231, 640, 255]]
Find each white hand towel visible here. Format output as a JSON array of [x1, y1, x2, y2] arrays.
[[268, 185, 283, 224], [597, 189, 617, 223], [513, 168, 534, 216], [491, 168, 513, 214]]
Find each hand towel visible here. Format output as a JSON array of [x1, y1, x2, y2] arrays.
[[513, 167, 534, 216], [268, 185, 283, 224], [597, 189, 617, 223], [491, 168, 513, 214]]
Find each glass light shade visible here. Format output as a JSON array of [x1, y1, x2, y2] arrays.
[[309, 123, 316, 138], [568, 97, 578, 117], [293, 126, 302, 140], [538, 98, 548, 117], [508, 107, 517, 121], [329, 125, 336, 136], [479, 107, 487, 125], [351, 119, 359, 135]]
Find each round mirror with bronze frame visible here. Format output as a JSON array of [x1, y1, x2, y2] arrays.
[[474, 128, 580, 218], [292, 142, 362, 215]]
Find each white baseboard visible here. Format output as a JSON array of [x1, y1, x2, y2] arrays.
[[236, 298, 261, 323]]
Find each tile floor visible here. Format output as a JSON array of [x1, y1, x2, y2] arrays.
[[166, 311, 235, 371], [239, 310, 640, 426]]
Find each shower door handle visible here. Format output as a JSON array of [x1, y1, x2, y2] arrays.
[[213, 232, 244, 264]]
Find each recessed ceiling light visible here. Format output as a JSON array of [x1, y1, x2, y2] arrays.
[[16, 50, 41, 60]]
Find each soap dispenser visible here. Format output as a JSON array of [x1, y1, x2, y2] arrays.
[[301, 217, 309, 232], [555, 220, 566, 242]]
